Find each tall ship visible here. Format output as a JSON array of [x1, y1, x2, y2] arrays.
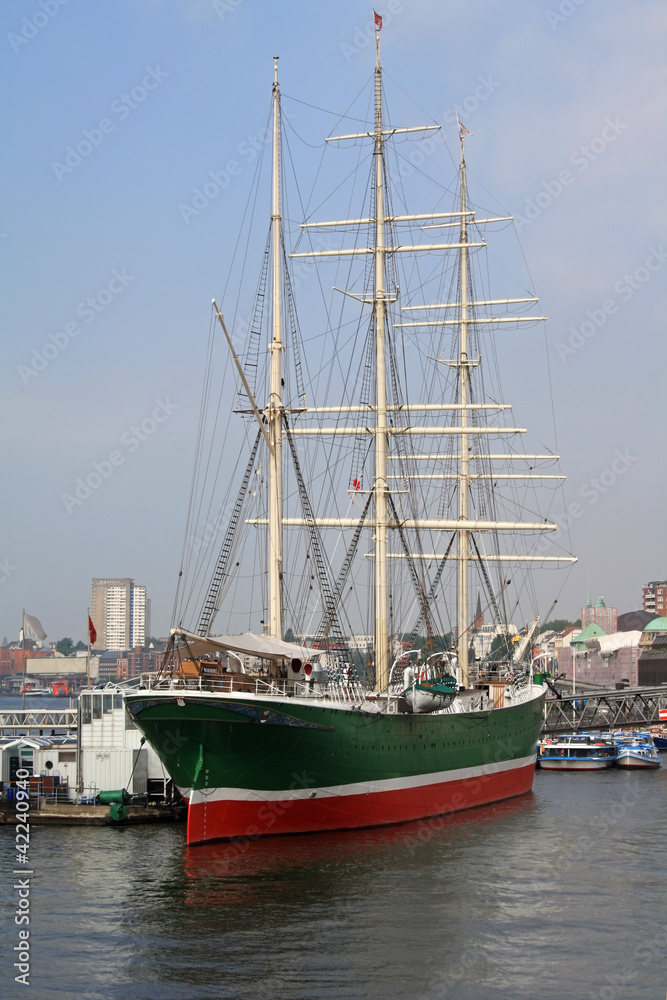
[[125, 32, 575, 846]]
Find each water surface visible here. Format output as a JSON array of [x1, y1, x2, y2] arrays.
[[1, 763, 665, 999]]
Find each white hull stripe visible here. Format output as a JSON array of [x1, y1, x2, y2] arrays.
[[183, 753, 536, 807]]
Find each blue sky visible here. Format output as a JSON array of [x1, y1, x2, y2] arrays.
[[2, 0, 665, 642]]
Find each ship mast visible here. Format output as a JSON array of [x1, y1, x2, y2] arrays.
[[457, 130, 471, 688], [268, 55, 283, 640], [287, 40, 573, 685], [373, 32, 389, 692]]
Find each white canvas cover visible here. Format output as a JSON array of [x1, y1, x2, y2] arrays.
[[170, 628, 318, 663], [584, 631, 642, 655]]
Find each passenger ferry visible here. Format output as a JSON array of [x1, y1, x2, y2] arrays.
[[538, 734, 617, 770], [612, 735, 661, 770]]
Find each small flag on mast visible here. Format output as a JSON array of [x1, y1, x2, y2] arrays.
[[374, 10, 382, 30], [88, 615, 97, 646], [23, 613, 46, 641], [456, 114, 472, 137]]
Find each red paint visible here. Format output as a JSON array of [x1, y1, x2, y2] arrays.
[[186, 761, 536, 845]]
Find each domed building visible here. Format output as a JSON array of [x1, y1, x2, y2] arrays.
[[638, 616, 667, 685]]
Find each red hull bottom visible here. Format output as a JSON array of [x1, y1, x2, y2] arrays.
[[185, 760, 536, 845]]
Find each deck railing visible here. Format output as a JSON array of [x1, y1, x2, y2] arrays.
[[143, 672, 367, 704], [136, 669, 536, 709]]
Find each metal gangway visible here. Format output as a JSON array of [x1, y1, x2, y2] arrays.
[[543, 684, 667, 735], [0, 708, 77, 737]]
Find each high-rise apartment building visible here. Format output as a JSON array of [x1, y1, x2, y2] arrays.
[[91, 578, 150, 650], [642, 580, 667, 618]]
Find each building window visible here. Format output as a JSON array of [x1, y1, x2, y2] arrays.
[[81, 695, 91, 725], [93, 694, 102, 719]]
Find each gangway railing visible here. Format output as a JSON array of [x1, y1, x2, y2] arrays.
[[543, 685, 667, 735], [0, 709, 77, 736]]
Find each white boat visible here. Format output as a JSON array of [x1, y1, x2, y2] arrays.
[[649, 725, 667, 750], [538, 734, 617, 770], [390, 651, 459, 713], [614, 740, 661, 769]]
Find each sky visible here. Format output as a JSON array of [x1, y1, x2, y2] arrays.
[[2, 0, 665, 644]]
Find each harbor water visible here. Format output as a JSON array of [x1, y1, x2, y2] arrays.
[[1, 748, 665, 1000]]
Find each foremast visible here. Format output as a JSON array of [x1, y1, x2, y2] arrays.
[[212, 59, 285, 642]]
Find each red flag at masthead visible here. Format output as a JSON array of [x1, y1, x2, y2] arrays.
[[373, 10, 383, 30]]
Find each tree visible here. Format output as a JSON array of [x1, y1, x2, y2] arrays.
[[487, 633, 513, 662], [399, 633, 453, 655], [543, 618, 581, 632], [55, 638, 86, 656]]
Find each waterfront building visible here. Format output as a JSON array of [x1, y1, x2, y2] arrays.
[[556, 630, 641, 687], [0, 642, 47, 676], [96, 645, 165, 682], [470, 622, 517, 661], [638, 616, 667, 685], [642, 581, 667, 618], [24, 655, 99, 680], [341, 635, 374, 653], [537, 625, 579, 658], [91, 579, 151, 651], [570, 621, 608, 652]]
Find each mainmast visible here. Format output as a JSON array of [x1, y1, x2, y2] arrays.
[[286, 40, 573, 685], [268, 56, 283, 639], [457, 131, 471, 688], [373, 31, 389, 692]]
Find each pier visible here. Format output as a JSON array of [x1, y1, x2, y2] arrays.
[[0, 799, 186, 827], [543, 684, 667, 735]]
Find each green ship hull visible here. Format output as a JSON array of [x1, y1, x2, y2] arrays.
[[125, 684, 545, 844]]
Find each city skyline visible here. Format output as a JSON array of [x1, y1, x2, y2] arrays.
[[5, 576, 661, 648], [2, 0, 665, 641]]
